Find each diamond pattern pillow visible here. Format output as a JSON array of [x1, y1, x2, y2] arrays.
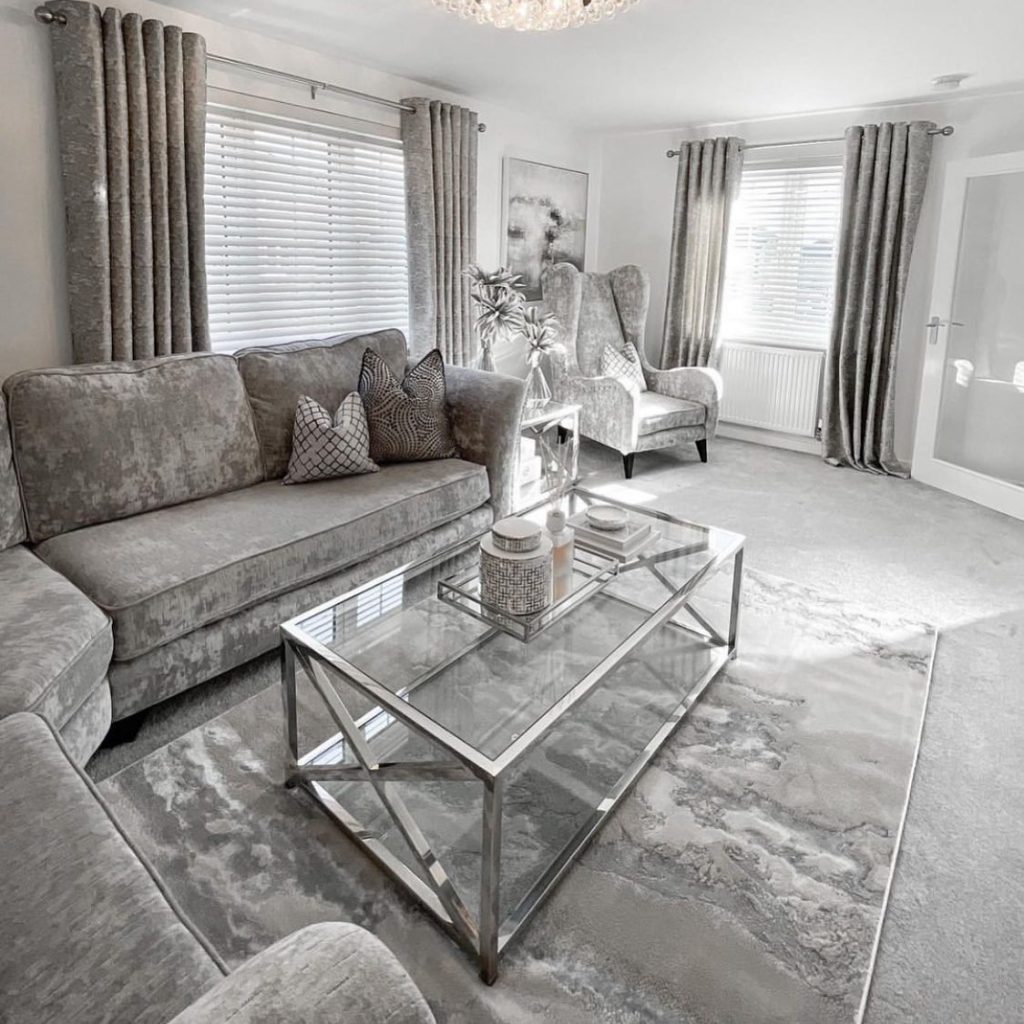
[[358, 348, 459, 463], [283, 393, 379, 484], [599, 341, 648, 393]]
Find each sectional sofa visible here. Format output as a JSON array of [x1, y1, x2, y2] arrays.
[[0, 329, 526, 762]]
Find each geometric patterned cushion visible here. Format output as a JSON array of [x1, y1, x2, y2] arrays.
[[358, 348, 459, 464], [283, 393, 379, 484], [599, 341, 648, 394]]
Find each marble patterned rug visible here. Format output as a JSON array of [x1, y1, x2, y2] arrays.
[[98, 569, 934, 1024]]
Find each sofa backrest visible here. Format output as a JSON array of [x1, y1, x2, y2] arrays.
[[4, 355, 264, 542], [236, 329, 408, 479], [0, 394, 26, 550]]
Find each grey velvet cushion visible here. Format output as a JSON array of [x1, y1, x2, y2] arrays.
[[359, 348, 458, 463], [0, 713, 225, 1024], [0, 394, 25, 550], [283, 394, 378, 484], [0, 545, 112, 728], [4, 355, 263, 542], [169, 922, 435, 1024], [37, 460, 490, 662], [106, 506, 493, 719], [236, 329, 408, 479], [636, 392, 707, 434]]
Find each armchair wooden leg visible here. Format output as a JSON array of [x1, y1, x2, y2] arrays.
[[695, 439, 708, 464], [623, 453, 636, 479]]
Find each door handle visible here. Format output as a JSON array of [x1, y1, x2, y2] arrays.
[[926, 316, 965, 344]]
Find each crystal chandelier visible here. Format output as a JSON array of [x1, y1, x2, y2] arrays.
[[434, 0, 640, 32]]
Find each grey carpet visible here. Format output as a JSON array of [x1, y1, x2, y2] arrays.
[[85, 438, 1024, 1022]]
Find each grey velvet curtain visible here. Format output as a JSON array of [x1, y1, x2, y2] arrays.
[[45, 0, 209, 363], [400, 98, 478, 365], [661, 136, 744, 369], [823, 122, 934, 475]]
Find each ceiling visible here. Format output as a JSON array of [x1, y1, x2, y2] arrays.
[[160, 0, 1024, 131]]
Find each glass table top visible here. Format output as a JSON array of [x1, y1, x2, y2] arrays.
[[285, 488, 744, 771]]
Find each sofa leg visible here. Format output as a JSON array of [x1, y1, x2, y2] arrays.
[[696, 439, 708, 464], [102, 710, 147, 748], [622, 453, 635, 479]]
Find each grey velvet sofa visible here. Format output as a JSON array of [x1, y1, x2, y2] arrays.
[[0, 329, 525, 763], [0, 710, 435, 1024]]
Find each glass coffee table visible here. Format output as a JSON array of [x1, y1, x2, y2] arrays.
[[280, 487, 744, 983]]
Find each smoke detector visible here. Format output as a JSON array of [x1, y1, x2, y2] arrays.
[[932, 73, 971, 91]]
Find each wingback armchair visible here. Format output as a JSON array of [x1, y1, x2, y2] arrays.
[[541, 263, 723, 478]]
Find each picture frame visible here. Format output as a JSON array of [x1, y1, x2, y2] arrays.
[[501, 156, 589, 301]]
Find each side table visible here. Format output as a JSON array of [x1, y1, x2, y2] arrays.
[[516, 401, 580, 510]]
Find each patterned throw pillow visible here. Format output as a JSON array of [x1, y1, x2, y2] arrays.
[[358, 348, 459, 463], [599, 342, 648, 393], [283, 393, 379, 484]]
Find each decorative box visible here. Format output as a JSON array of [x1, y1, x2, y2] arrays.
[[479, 517, 552, 615]]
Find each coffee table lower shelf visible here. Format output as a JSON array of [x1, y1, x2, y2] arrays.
[[283, 633, 733, 984]]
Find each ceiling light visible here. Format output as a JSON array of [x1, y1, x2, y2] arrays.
[[433, 0, 641, 31]]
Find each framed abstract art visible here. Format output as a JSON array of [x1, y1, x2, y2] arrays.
[[502, 157, 589, 300]]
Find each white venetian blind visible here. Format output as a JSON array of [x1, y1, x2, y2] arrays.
[[720, 162, 843, 349], [204, 103, 409, 352]]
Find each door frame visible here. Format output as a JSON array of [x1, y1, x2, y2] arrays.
[[911, 150, 1024, 520]]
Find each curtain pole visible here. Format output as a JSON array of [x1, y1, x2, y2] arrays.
[[34, 6, 489, 132], [666, 125, 953, 158]]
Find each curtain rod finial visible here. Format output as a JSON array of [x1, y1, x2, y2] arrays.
[[34, 6, 66, 24]]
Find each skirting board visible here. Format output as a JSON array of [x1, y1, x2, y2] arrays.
[[718, 422, 822, 456]]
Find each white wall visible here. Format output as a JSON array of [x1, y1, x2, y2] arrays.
[[596, 89, 1024, 462], [0, 0, 600, 380]]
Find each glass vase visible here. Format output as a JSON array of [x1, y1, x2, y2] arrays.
[[524, 356, 552, 410], [477, 345, 496, 372]]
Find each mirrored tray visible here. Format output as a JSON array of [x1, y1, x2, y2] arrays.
[[437, 546, 618, 642]]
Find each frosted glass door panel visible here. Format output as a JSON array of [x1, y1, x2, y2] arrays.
[[933, 172, 1024, 486]]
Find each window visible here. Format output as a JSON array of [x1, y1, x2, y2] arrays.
[[720, 161, 843, 349], [204, 103, 409, 352]]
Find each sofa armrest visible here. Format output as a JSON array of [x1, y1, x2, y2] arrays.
[[645, 365, 723, 439], [169, 922, 435, 1024], [446, 367, 527, 519], [564, 374, 639, 454]]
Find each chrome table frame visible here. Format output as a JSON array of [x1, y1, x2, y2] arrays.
[[280, 488, 744, 983]]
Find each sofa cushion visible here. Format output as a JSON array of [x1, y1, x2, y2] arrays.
[[637, 391, 707, 434], [359, 348, 458, 463], [0, 713, 224, 1024], [4, 355, 264, 542], [0, 394, 25, 550], [38, 459, 490, 662], [284, 393, 378, 484], [236, 329, 408, 479], [0, 545, 112, 728]]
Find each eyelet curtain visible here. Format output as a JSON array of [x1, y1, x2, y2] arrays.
[[823, 122, 935, 476], [660, 136, 744, 369], [400, 98, 478, 366], [44, 0, 209, 363]]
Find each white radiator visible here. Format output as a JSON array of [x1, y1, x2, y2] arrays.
[[718, 343, 824, 438]]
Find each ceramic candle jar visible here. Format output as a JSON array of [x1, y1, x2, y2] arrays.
[[479, 517, 553, 615]]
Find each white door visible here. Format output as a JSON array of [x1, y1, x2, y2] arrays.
[[912, 151, 1024, 520]]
